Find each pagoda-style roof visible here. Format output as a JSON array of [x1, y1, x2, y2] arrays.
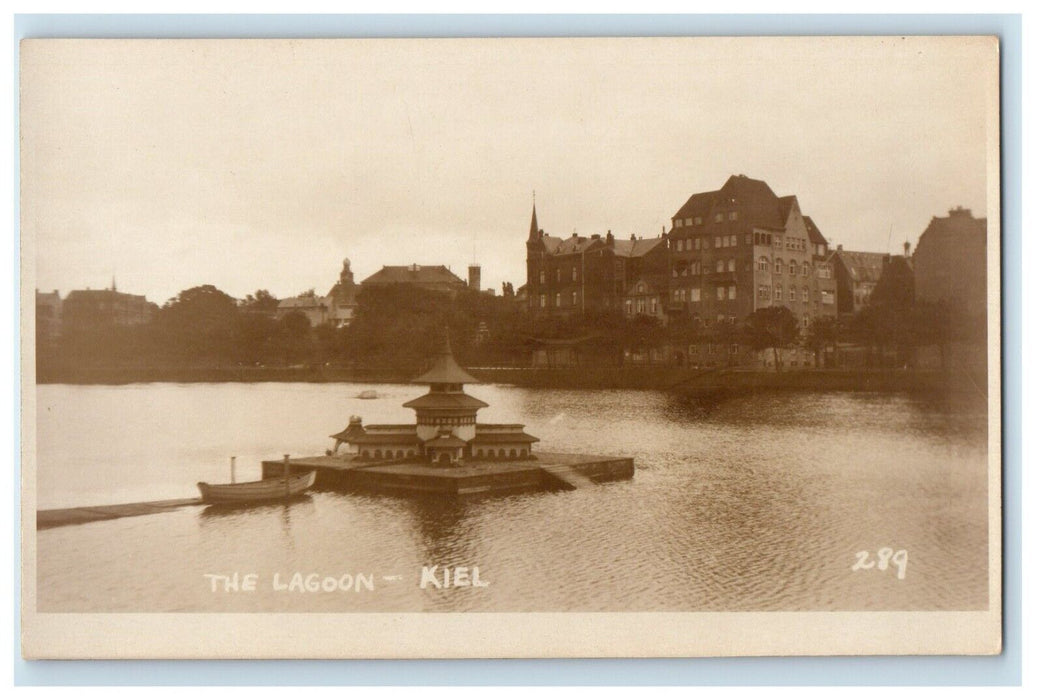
[[471, 431, 540, 444], [350, 433, 422, 445], [403, 392, 489, 410], [412, 328, 480, 385], [330, 423, 368, 442]]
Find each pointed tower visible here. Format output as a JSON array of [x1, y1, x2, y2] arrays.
[[528, 202, 540, 242], [403, 328, 489, 465]]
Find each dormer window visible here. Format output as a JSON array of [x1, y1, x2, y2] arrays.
[[728, 212, 738, 221], [694, 217, 703, 225]]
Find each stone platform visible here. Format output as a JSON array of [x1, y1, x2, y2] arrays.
[[262, 452, 634, 496]]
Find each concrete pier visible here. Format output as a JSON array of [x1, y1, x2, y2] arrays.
[[37, 453, 634, 530], [37, 497, 203, 530], [262, 451, 634, 495]]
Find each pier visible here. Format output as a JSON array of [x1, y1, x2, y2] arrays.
[[262, 452, 634, 495]]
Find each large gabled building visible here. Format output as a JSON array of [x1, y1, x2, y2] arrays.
[[524, 204, 669, 318], [664, 174, 838, 332]]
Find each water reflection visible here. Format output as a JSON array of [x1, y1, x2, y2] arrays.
[[35, 383, 990, 612]]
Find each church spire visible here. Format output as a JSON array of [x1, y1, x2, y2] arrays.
[[528, 193, 539, 241]]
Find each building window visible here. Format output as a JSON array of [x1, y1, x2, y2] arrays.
[[637, 299, 645, 314], [691, 288, 700, 302], [802, 261, 809, 277], [555, 293, 561, 307], [556, 268, 561, 282], [728, 211, 738, 221], [539, 270, 545, 284], [540, 294, 546, 308], [716, 259, 724, 273], [717, 286, 725, 300], [745, 234, 752, 245], [694, 238, 701, 250], [690, 262, 698, 275], [685, 217, 693, 226], [694, 217, 702, 225], [789, 287, 796, 301], [650, 297, 657, 314], [727, 259, 736, 272], [730, 344, 739, 354], [803, 314, 810, 329], [774, 235, 782, 248], [822, 290, 835, 305], [774, 259, 782, 274], [674, 218, 683, 228], [624, 300, 633, 315], [789, 260, 797, 275], [730, 234, 737, 247], [728, 285, 736, 300], [714, 213, 723, 223], [714, 236, 722, 248], [818, 265, 832, 279], [572, 291, 578, 306], [572, 266, 577, 281], [802, 287, 809, 302], [758, 256, 769, 272], [774, 284, 782, 301]]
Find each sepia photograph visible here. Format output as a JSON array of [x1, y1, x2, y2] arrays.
[[19, 34, 1002, 658]]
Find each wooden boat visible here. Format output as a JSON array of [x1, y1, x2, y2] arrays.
[[356, 390, 378, 399], [197, 470, 316, 504]]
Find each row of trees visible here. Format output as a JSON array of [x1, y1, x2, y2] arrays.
[[40, 281, 982, 375]]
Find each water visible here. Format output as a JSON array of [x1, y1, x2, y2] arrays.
[[33, 382, 989, 612]]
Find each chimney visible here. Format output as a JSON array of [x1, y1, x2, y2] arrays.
[[661, 225, 666, 235], [903, 241, 911, 258], [630, 234, 637, 241], [836, 244, 843, 252], [606, 231, 614, 243]]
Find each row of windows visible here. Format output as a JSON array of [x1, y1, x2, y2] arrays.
[[673, 211, 739, 228], [757, 285, 813, 302], [539, 291, 581, 308], [538, 267, 580, 285], [673, 258, 740, 276], [419, 416, 474, 426], [671, 286, 737, 302], [624, 297, 659, 315], [475, 447, 529, 459], [756, 257, 811, 276], [670, 233, 741, 252], [361, 448, 416, 460]]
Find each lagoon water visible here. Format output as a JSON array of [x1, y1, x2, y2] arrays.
[[33, 382, 989, 612]]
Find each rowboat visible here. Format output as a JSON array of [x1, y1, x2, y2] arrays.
[[197, 470, 316, 504]]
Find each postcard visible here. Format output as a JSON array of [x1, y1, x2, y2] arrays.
[[20, 36, 1001, 658]]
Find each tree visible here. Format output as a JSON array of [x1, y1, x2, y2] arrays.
[[155, 285, 240, 364], [805, 316, 839, 368], [240, 289, 279, 314], [743, 306, 798, 372]]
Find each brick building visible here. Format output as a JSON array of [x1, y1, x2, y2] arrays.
[[912, 206, 987, 311], [61, 283, 156, 332], [524, 204, 669, 318], [665, 174, 838, 333], [830, 247, 886, 316]]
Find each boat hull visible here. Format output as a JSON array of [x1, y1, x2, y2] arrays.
[[197, 470, 316, 503]]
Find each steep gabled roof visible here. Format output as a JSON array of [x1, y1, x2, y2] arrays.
[[803, 216, 828, 246], [612, 236, 664, 258], [673, 175, 790, 230], [834, 250, 886, 283]]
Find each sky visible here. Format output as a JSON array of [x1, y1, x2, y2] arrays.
[[21, 37, 996, 305]]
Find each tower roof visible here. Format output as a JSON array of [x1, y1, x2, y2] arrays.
[[411, 328, 481, 385], [528, 203, 540, 241]]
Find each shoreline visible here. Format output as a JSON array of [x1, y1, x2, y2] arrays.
[[34, 365, 985, 397]]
